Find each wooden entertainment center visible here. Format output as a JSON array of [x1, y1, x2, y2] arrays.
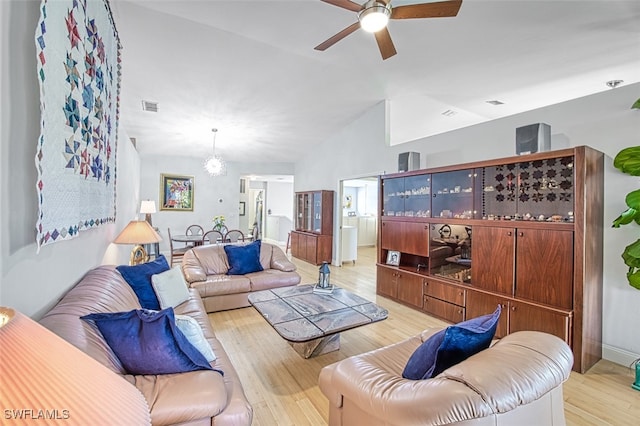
[[376, 146, 603, 373]]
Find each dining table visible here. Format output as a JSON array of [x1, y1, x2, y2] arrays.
[[170, 234, 205, 247]]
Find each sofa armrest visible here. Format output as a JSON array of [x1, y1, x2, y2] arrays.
[[181, 250, 207, 283], [128, 371, 227, 426], [270, 245, 296, 272]]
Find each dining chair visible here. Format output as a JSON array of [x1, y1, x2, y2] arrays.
[[202, 230, 224, 245], [185, 225, 204, 247], [167, 228, 190, 267], [224, 229, 245, 243]]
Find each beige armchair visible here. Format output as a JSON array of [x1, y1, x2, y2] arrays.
[[319, 330, 573, 426]]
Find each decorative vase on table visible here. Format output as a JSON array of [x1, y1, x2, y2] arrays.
[[212, 215, 226, 232]]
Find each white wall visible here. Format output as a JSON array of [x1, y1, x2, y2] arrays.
[[296, 84, 640, 366], [266, 181, 294, 220], [0, 0, 140, 318]]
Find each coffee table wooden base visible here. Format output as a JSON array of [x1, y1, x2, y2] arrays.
[[290, 333, 341, 359]]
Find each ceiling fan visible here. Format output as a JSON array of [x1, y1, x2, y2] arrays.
[[315, 0, 463, 60]]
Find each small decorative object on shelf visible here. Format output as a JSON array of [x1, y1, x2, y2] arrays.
[[314, 262, 334, 294], [386, 250, 401, 266]]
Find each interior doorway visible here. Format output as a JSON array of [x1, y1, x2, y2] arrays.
[[338, 176, 379, 267], [241, 175, 294, 246]]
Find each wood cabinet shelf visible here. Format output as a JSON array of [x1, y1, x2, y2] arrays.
[[376, 146, 603, 373], [291, 190, 334, 265]]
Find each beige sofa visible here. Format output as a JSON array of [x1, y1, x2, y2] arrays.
[[319, 329, 573, 426], [39, 265, 253, 426], [181, 242, 301, 313]]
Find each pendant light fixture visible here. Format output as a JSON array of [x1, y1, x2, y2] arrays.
[[204, 128, 226, 176]]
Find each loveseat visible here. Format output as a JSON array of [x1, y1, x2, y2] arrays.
[[39, 264, 253, 426], [181, 241, 301, 313], [319, 329, 573, 426]]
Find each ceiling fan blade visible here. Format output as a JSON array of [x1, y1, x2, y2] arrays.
[[321, 0, 363, 13], [374, 27, 397, 60], [391, 0, 462, 20], [315, 22, 361, 51]]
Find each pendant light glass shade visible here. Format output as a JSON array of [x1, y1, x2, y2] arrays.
[[204, 128, 226, 176]]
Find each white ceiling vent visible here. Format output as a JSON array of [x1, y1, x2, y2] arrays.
[[141, 100, 158, 112], [441, 109, 457, 117]]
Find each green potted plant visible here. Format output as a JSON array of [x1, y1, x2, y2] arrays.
[[611, 97, 640, 391]]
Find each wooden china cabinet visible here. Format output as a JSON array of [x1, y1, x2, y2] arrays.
[[291, 190, 334, 265], [376, 146, 604, 373]]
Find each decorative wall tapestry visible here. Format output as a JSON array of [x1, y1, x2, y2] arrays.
[[35, 0, 121, 251]]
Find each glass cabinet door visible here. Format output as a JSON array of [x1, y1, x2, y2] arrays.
[[312, 191, 322, 232], [304, 193, 312, 231], [382, 175, 430, 217], [431, 169, 480, 219], [296, 193, 305, 230], [482, 156, 574, 222], [382, 177, 406, 217], [403, 174, 431, 217]]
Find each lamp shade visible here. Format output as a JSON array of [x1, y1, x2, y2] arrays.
[[139, 200, 157, 214], [0, 307, 151, 425], [114, 220, 162, 245]]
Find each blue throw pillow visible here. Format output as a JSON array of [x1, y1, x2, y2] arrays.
[[116, 255, 170, 310], [81, 308, 221, 376], [402, 304, 501, 380], [224, 240, 264, 275]]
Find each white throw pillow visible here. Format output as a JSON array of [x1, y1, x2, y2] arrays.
[[151, 266, 190, 308], [174, 314, 216, 362]]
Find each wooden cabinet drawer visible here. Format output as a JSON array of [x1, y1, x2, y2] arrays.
[[423, 296, 465, 323], [423, 280, 466, 306]]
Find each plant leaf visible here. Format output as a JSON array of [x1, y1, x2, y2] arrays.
[[612, 207, 640, 227], [632, 98, 640, 109], [627, 268, 640, 290], [627, 189, 640, 210], [622, 239, 640, 266], [613, 146, 640, 176]]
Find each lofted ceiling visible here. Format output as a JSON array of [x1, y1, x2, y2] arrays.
[[111, 0, 640, 163]]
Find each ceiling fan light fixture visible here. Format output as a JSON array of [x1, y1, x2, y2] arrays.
[[358, 1, 391, 33]]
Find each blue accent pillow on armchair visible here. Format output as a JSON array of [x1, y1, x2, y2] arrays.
[[224, 240, 264, 275], [402, 304, 502, 380], [81, 308, 221, 375], [116, 255, 170, 310]]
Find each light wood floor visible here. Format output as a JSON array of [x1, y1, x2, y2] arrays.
[[208, 247, 640, 426]]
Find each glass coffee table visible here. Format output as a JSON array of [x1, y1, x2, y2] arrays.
[[248, 284, 388, 358]]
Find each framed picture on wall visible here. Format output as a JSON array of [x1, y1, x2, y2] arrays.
[[160, 174, 194, 211], [239, 201, 246, 216], [386, 250, 401, 266]]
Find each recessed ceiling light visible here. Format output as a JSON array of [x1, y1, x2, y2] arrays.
[[441, 109, 457, 117], [486, 100, 505, 105], [141, 100, 158, 112]]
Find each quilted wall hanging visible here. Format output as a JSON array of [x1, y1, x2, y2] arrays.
[[35, 0, 121, 251]]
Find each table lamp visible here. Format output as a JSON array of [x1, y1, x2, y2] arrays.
[[114, 220, 162, 265], [140, 200, 157, 226], [0, 306, 151, 425]]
